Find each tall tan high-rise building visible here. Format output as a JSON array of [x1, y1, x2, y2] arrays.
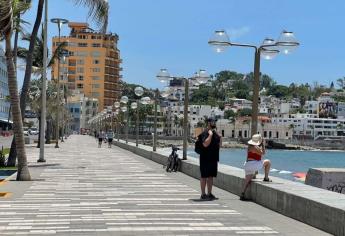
[[52, 22, 122, 111]]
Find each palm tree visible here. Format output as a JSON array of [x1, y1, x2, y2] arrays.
[[12, 0, 31, 67], [337, 77, 345, 90], [8, 0, 109, 165], [0, 0, 31, 180], [4, 0, 31, 167], [17, 30, 68, 75], [27, 79, 58, 147], [5, 30, 67, 165], [72, 0, 109, 33]]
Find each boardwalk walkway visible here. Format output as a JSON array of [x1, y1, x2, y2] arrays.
[[0, 135, 329, 235]]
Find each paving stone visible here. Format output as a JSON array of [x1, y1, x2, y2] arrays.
[[0, 135, 330, 236]]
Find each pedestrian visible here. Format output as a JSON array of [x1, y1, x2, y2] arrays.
[[240, 134, 271, 201], [98, 131, 104, 148], [106, 130, 114, 148], [198, 117, 222, 200]]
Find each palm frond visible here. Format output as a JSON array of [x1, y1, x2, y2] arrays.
[[48, 41, 67, 68], [14, 17, 30, 33], [12, 0, 31, 16], [71, 0, 109, 33], [0, 0, 13, 39], [16, 46, 28, 60]]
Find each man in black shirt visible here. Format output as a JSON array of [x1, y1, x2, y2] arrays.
[[199, 117, 222, 200]]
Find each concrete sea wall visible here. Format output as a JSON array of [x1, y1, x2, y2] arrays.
[[114, 140, 345, 236], [306, 168, 345, 194]]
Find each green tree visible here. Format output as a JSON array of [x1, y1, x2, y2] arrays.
[[238, 108, 252, 117], [235, 90, 248, 99], [337, 77, 345, 90], [224, 109, 236, 120], [267, 85, 289, 98], [0, 0, 31, 180], [8, 0, 110, 165]]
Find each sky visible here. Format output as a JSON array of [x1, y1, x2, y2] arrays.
[[12, 0, 345, 89]]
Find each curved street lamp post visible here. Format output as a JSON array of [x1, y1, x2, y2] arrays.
[[120, 88, 150, 145], [51, 17, 69, 148], [114, 101, 120, 141], [208, 30, 299, 136], [156, 69, 210, 160]]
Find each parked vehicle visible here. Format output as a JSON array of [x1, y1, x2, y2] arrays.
[[23, 127, 30, 136], [29, 127, 38, 135]]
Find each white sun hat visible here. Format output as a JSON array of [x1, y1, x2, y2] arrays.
[[248, 134, 263, 146]]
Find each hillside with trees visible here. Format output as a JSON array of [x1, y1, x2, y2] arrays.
[[190, 70, 343, 108]]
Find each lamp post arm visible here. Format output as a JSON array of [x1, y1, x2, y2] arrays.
[[136, 99, 139, 147], [229, 43, 257, 50]]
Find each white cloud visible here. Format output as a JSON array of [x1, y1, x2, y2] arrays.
[[227, 26, 250, 40]]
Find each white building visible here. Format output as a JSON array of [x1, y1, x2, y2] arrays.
[[228, 98, 252, 111], [161, 104, 223, 137], [337, 102, 345, 119], [304, 101, 318, 115], [216, 117, 292, 139], [167, 78, 200, 102], [0, 46, 10, 131], [271, 116, 345, 140], [80, 96, 99, 131]]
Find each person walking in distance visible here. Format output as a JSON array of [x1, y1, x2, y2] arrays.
[[199, 117, 222, 200], [240, 134, 271, 201], [98, 131, 105, 148], [106, 130, 114, 148]]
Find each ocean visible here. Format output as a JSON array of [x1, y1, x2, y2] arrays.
[[187, 148, 345, 181]]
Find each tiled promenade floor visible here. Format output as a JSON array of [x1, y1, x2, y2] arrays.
[[0, 135, 329, 235]]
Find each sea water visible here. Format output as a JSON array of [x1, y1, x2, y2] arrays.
[[188, 148, 345, 181]]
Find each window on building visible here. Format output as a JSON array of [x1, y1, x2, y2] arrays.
[[92, 76, 100, 80], [77, 59, 84, 65], [286, 132, 289, 137], [91, 51, 101, 57], [92, 84, 100, 88], [77, 35, 87, 39], [92, 43, 101, 47], [77, 84, 84, 89], [92, 92, 100, 97], [75, 51, 88, 57], [77, 67, 84, 73], [92, 68, 100, 72], [78, 43, 88, 47], [93, 59, 100, 64], [74, 108, 80, 113], [78, 75, 84, 81], [68, 42, 77, 47]]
